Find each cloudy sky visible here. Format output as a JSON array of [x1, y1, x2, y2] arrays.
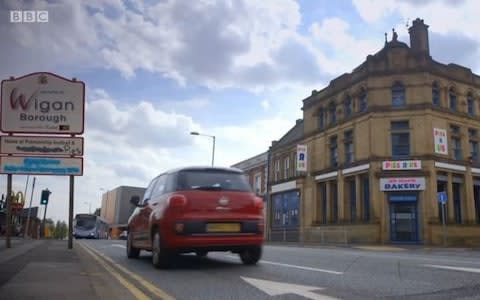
[[1, 0, 479, 222]]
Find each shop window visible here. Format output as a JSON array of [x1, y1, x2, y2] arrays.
[[317, 182, 327, 224], [437, 179, 447, 223], [347, 179, 356, 222], [474, 182, 480, 224], [344, 130, 354, 164], [330, 135, 338, 167], [344, 95, 352, 118], [392, 81, 406, 107], [469, 129, 479, 163], [449, 87, 457, 112], [432, 82, 440, 107], [467, 92, 475, 115], [391, 121, 410, 157], [359, 88, 367, 112], [453, 181, 462, 224], [331, 182, 338, 223], [362, 176, 370, 221]]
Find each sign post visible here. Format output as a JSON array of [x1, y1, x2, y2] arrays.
[[437, 191, 447, 246], [1, 72, 85, 249]]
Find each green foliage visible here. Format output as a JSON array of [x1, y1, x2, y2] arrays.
[[50, 220, 68, 239]]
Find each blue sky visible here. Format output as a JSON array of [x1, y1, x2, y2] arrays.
[[1, 0, 479, 222]]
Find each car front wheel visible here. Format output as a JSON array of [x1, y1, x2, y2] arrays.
[[239, 246, 262, 265], [152, 231, 171, 269], [126, 232, 140, 259]]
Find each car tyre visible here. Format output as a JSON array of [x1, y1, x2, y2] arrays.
[[152, 231, 171, 269], [126, 232, 140, 259], [239, 246, 262, 265]]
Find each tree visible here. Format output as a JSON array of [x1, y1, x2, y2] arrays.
[[53, 220, 68, 240], [94, 208, 101, 216]]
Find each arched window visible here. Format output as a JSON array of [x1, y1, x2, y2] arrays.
[[359, 87, 367, 112], [392, 81, 406, 107], [344, 95, 352, 118], [467, 92, 475, 115], [329, 102, 336, 125], [449, 87, 457, 111], [432, 82, 440, 107], [317, 108, 325, 129]]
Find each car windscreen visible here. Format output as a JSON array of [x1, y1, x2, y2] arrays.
[[74, 216, 96, 230], [177, 170, 252, 192]]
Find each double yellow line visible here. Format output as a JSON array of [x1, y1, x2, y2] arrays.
[[79, 242, 175, 300]]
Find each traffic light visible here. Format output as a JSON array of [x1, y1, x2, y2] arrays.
[[40, 189, 51, 205]]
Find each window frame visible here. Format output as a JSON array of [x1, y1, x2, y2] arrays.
[[392, 81, 406, 107], [391, 121, 410, 158]]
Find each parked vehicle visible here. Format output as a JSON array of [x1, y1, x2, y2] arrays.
[[119, 230, 128, 240], [127, 166, 264, 268], [73, 214, 109, 239]]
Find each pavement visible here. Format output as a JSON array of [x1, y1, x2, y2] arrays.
[[0, 238, 134, 300]]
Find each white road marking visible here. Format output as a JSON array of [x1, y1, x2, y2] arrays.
[[241, 276, 338, 300], [112, 244, 126, 249], [225, 255, 343, 275], [423, 264, 480, 274]]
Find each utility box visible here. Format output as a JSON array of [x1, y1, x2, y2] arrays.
[[100, 186, 145, 238]]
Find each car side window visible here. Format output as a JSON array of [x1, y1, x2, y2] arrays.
[[142, 177, 159, 204], [151, 175, 166, 197], [164, 173, 177, 193]]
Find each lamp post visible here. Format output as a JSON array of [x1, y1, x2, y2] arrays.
[[190, 131, 216, 166]]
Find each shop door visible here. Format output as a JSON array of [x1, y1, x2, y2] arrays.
[[389, 194, 418, 242]]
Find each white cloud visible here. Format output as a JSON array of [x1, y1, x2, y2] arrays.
[[261, 99, 270, 110]]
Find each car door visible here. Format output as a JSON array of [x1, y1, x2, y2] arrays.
[[138, 175, 166, 249], [131, 177, 158, 247]]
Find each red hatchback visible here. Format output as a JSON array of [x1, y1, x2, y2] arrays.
[[127, 166, 264, 268]]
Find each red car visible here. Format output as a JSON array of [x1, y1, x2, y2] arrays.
[[127, 166, 264, 268]]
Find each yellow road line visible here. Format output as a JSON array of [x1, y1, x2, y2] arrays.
[[79, 243, 151, 300], [82, 242, 175, 300]]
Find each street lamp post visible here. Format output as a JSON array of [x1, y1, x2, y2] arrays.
[[190, 131, 215, 166]]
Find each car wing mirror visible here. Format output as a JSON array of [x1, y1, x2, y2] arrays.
[[130, 195, 141, 207]]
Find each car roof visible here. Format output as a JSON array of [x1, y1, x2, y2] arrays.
[[165, 166, 244, 175]]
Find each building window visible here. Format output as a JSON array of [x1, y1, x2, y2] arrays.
[[329, 102, 336, 125], [284, 157, 290, 179], [391, 121, 410, 157], [474, 181, 480, 224], [359, 88, 367, 112], [392, 81, 406, 107], [437, 178, 447, 223], [254, 173, 262, 195], [330, 135, 338, 167], [432, 82, 440, 107], [449, 87, 457, 111], [318, 108, 325, 129], [344, 95, 352, 118], [469, 129, 478, 163], [347, 179, 356, 222], [274, 160, 280, 181], [319, 182, 327, 224], [451, 125, 462, 160], [467, 92, 475, 115], [362, 176, 370, 221], [344, 130, 354, 164]]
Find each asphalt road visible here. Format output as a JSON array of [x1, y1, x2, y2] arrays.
[[80, 239, 480, 300]]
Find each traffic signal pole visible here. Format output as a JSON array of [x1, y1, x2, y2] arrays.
[[42, 202, 48, 238]]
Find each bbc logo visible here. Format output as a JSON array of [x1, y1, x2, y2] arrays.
[[10, 11, 49, 23]]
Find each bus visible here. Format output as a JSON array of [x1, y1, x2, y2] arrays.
[[73, 214, 109, 239]]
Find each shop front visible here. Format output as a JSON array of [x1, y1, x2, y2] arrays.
[[269, 180, 301, 242], [380, 177, 425, 243]]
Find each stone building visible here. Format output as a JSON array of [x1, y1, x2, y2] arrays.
[[267, 18, 480, 246]]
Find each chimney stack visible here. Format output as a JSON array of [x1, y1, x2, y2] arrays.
[[408, 18, 430, 55]]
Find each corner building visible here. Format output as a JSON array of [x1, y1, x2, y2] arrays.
[[268, 19, 480, 246]]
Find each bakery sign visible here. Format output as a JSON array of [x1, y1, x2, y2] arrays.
[[380, 177, 426, 191]]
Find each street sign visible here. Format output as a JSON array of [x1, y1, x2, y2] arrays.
[[437, 191, 447, 204], [0, 135, 83, 156], [0, 156, 83, 175], [0, 72, 85, 134]]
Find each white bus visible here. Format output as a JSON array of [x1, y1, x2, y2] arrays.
[[73, 214, 109, 239]]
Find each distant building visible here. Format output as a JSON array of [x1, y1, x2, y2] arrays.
[[231, 151, 268, 197], [264, 18, 480, 246]]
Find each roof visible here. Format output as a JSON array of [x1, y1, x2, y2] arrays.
[[272, 119, 304, 150], [231, 151, 268, 170]]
